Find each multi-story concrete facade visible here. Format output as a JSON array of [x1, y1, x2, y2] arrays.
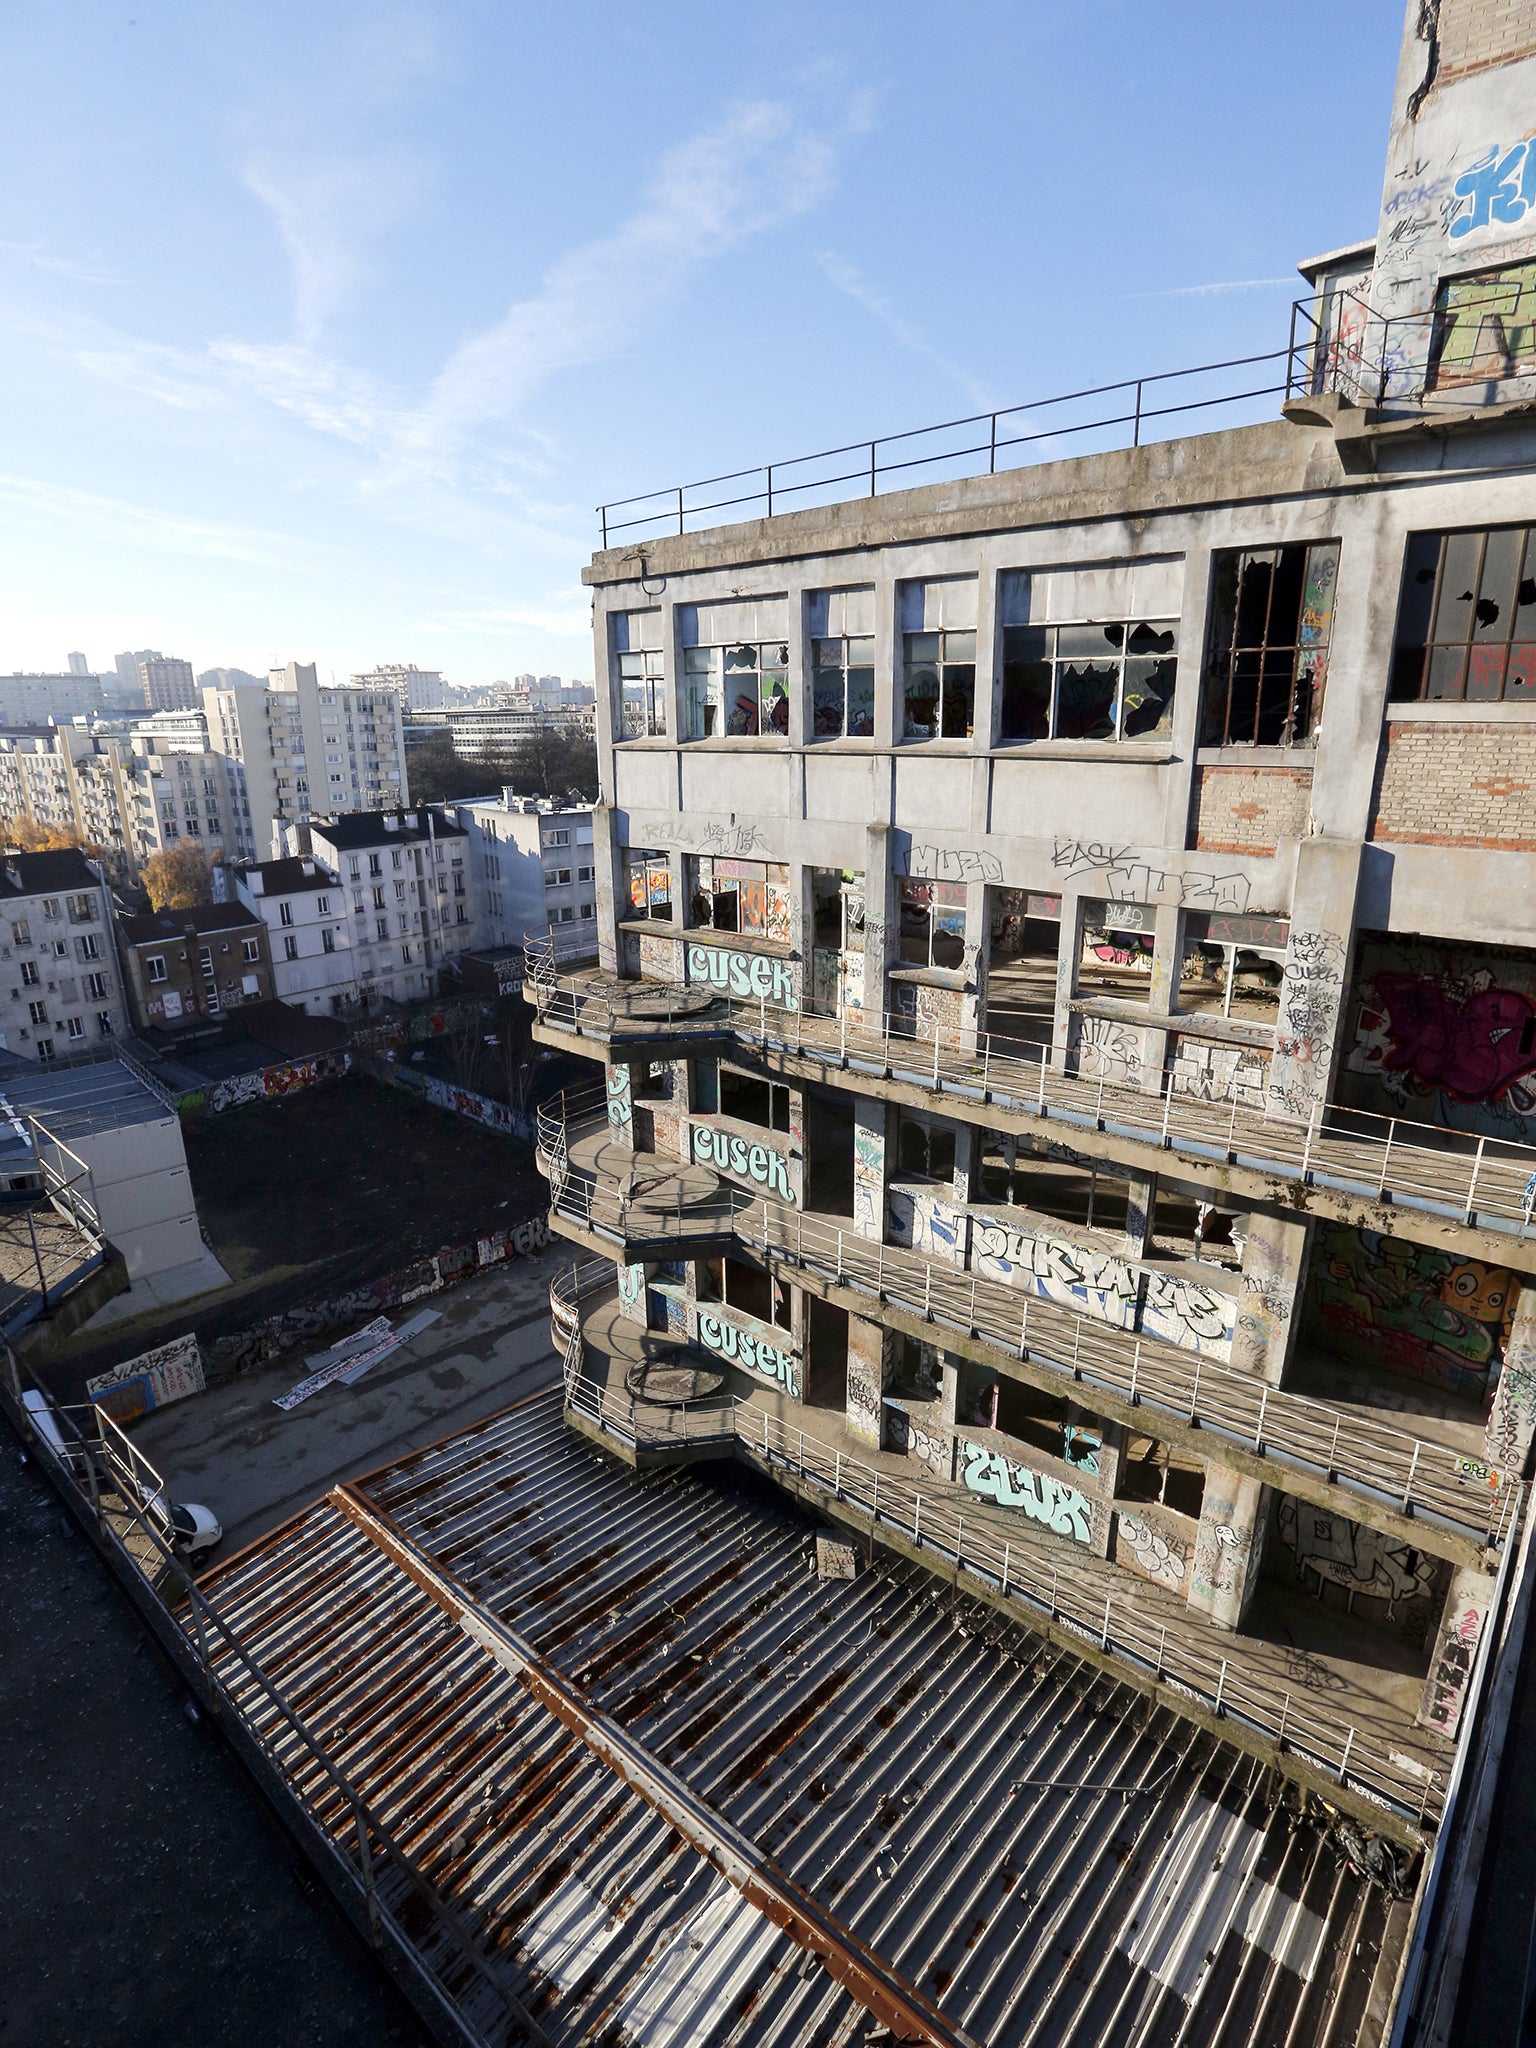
[[452, 792, 596, 951], [205, 662, 409, 855], [237, 805, 480, 1013], [351, 663, 446, 711], [403, 703, 595, 763], [529, 0, 1536, 1882], [0, 850, 118, 1059], [0, 673, 105, 725], [136, 653, 196, 712]]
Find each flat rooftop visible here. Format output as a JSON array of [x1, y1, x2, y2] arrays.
[[3, 1059, 170, 1141], [196, 1388, 1407, 2047]]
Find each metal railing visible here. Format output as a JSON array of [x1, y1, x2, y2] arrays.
[[525, 942, 1536, 1247], [1301, 278, 1536, 413], [539, 1086, 1520, 1552], [596, 321, 1323, 545], [562, 1362, 1456, 1832]]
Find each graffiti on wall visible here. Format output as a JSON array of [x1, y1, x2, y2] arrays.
[[1345, 938, 1536, 1145], [957, 1437, 1093, 1543], [1073, 1014, 1145, 1090], [1448, 139, 1536, 241], [685, 944, 798, 1010], [1277, 1494, 1442, 1606], [691, 1122, 796, 1202], [884, 1400, 952, 1479], [1116, 1510, 1191, 1592], [887, 1184, 966, 1269], [202, 1053, 350, 1115], [852, 1119, 883, 1238], [1049, 839, 1252, 913], [421, 1073, 526, 1137], [904, 844, 1003, 884], [1269, 929, 1346, 1119], [86, 1332, 205, 1425], [606, 1064, 633, 1129], [1306, 1221, 1515, 1400], [1421, 1576, 1493, 1738], [696, 1305, 799, 1397], [972, 1216, 1236, 1357], [845, 1319, 887, 1442], [1169, 1037, 1269, 1111]]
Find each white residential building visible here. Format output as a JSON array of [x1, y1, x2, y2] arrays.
[[453, 792, 595, 950], [237, 805, 481, 1014], [351, 663, 446, 712], [137, 654, 197, 712], [0, 849, 119, 1061], [204, 661, 409, 856], [0, 674, 105, 724]]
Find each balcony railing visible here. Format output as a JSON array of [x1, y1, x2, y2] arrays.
[[596, 320, 1327, 546], [525, 941, 1536, 1247], [538, 1087, 1519, 1553], [560, 1347, 1457, 1832]]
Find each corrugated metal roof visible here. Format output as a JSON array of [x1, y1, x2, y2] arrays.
[[197, 1390, 1409, 2048]]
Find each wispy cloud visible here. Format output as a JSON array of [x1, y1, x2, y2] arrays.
[[243, 150, 428, 340], [1135, 276, 1296, 299], [394, 99, 845, 478], [815, 249, 994, 407], [420, 596, 592, 638], [0, 473, 320, 569], [0, 238, 120, 286]]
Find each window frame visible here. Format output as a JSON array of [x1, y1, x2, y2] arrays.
[[1199, 542, 1338, 748], [902, 627, 976, 741], [1000, 618, 1179, 745], [1390, 523, 1536, 705], [811, 633, 876, 739], [618, 649, 667, 738], [683, 640, 790, 740]]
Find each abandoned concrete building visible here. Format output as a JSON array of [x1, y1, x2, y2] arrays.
[[517, 5, 1536, 2038]]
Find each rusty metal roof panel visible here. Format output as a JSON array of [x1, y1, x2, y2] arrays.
[[196, 1391, 1407, 2047]]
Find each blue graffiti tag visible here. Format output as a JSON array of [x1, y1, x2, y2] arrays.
[[1449, 139, 1536, 239]]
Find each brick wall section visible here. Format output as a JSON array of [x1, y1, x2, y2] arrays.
[[1435, 0, 1536, 80], [1370, 722, 1536, 847], [1188, 766, 1313, 855]]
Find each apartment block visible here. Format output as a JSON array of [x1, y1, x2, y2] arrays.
[[525, 0, 1536, 1950], [403, 702, 594, 763], [0, 673, 105, 724], [116, 901, 274, 1033], [0, 850, 118, 1059], [452, 792, 596, 952], [136, 653, 197, 712], [237, 805, 480, 1014], [351, 663, 446, 711]]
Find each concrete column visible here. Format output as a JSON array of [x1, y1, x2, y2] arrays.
[[1418, 1565, 1498, 1739], [960, 878, 988, 1051], [851, 1097, 888, 1243], [871, 567, 899, 753], [1137, 900, 1183, 1098], [592, 806, 623, 977], [1052, 889, 1088, 1072], [616, 1257, 648, 1327], [846, 1309, 890, 1447], [605, 1061, 635, 1153], [1484, 1281, 1536, 1476], [1266, 837, 1363, 1125], [664, 599, 686, 748], [1186, 1465, 1271, 1631], [1230, 1210, 1314, 1385], [863, 823, 896, 1026], [785, 583, 809, 751], [1123, 1174, 1157, 1260]]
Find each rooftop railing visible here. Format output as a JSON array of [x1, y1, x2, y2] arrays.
[[596, 314, 1324, 547], [538, 1086, 1520, 1554]]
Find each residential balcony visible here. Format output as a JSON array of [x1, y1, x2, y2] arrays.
[[553, 1262, 1454, 1841], [536, 1086, 1517, 1563], [525, 949, 1536, 1264]]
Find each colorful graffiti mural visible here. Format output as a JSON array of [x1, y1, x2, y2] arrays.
[[957, 1437, 1093, 1543], [1345, 937, 1536, 1144], [1305, 1221, 1515, 1400]]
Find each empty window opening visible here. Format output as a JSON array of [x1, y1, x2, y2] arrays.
[[718, 1065, 791, 1133], [1174, 922, 1285, 1024], [979, 1141, 1131, 1235], [698, 1255, 791, 1330], [625, 848, 673, 921], [689, 857, 791, 940], [1001, 619, 1177, 743], [812, 634, 876, 738], [984, 891, 1061, 1052], [1077, 901, 1156, 1005], [898, 878, 966, 970], [1118, 1435, 1206, 1520], [1200, 542, 1338, 746], [685, 641, 789, 738], [903, 628, 975, 739], [619, 648, 667, 736], [896, 1113, 956, 1184], [1391, 524, 1536, 704]]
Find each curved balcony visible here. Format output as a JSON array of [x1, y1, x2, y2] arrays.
[[525, 938, 1536, 1250], [535, 1087, 1522, 1558]]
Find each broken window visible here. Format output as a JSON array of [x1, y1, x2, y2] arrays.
[[1390, 524, 1536, 704], [1200, 542, 1338, 746], [634, 1061, 673, 1100], [1151, 1188, 1246, 1267], [902, 629, 975, 739], [698, 1255, 792, 1330], [684, 642, 789, 738], [618, 649, 666, 737], [810, 869, 863, 1014], [980, 1141, 1130, 1234], [719, 1065, 791, 1133], [812, 635, 876, 738], [1000, 620, 1178, 743], [1174, 912, 1288, 1024], [624, 848, 672, 921], [896, 1113, 956, 1183], [897, 878, 966, 969], [1428, 258, 1536, 392], [1077, 900, 1155, 1003], [1117, 1435, 1205, 1520], [688, 857, 791, 941]]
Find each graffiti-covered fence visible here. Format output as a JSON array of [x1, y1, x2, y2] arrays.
[[202, 1211, 550, 1381]]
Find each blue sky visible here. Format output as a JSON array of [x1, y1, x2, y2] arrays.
[[0, 1, 1405, 685]]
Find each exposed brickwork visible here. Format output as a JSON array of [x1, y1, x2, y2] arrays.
[[1188, 765, 1313, 855], [1435, 0, 1536, 80], [1369, 722, 1536, 847]]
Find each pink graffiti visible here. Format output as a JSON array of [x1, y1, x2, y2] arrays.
[[1369, 973, 1536, 1105]]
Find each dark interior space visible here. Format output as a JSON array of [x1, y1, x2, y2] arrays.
[[804, 1084, 855, 1214], [805, 1295, 848, 1409]]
